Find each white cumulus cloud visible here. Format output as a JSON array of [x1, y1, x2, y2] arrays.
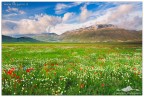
[[79, 4, 91, 22], [63, 12, 75, 22], [6, 6, 25, 14], [2, 14, 62, 35]]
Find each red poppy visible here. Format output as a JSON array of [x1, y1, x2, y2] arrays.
[[13, 73, 17, 77], [101, 83, 105, 87], [26, 69, 30, 73], [46, 69, 49, 72], [26, 69, 30, 72], [133, 67, 137, 71], [16, 76, 20, 79], [80, 84, 84, 88], [10, 68, 15, 71], [44, 64, 47, 66], [7, 70, 13, 75], [80, 67, 83, 70], [26, 68, 34, 73], [51, 64, 54, 66], [7, 67, 15, 75], [29, 68, 34, 70]]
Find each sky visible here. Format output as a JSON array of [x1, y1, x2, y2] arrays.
[[2, 2, 142, 35]]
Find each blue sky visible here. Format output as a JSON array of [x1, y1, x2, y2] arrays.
[[2, 2, 108, 20], [2, 2, 142, 35]]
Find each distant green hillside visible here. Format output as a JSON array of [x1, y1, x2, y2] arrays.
[[2, 35, 40, 42], [30, 33, 59, 42]]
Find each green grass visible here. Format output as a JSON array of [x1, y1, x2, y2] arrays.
[[2, 43, 142, 95]]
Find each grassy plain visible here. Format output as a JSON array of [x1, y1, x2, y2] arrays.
[[2, 42, 142, 95]]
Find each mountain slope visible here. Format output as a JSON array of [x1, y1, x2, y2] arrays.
[[2, 35, 17, 42], [2, 35, 40, 42], [30, 33, 59, 42], [60, 28, 142, 42]]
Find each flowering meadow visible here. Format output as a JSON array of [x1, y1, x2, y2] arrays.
[[2, 43, 142, 95]]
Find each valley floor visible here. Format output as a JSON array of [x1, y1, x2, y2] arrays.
[[2, 43, 142, 95]]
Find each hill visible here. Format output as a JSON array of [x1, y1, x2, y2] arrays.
[[2, 35, 40, 42], [2, 24, 142, 43], [30, 33, 59, 42], [60, 25, 142, 42]]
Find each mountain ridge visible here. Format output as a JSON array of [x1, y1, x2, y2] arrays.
[[2, 24, 142, 43], [60, 27, 142, 42]]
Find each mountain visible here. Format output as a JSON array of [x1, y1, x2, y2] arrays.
[[10, 33, 59, 42], [2, 24, 142, 43], [30, 33, 59, 42], [96, 24, 117, 29], [2, 35, 17, 42], [60, 24, 142, 42], [2, 35, 40, 42]]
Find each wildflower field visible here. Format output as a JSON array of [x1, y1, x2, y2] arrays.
[[2, 43, 142, 95]]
